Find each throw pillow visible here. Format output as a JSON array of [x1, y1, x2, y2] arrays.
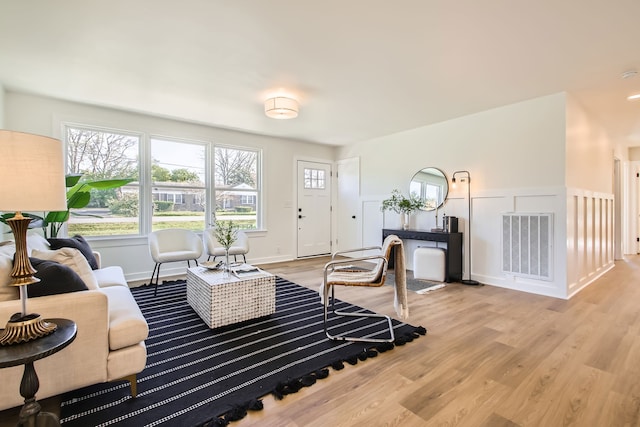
[[47, 235, 99, 270], [32, 247, 99, 290], [28, 257, 88, 297]]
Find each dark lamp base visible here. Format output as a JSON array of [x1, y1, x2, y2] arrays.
[[461, 279, 482, 286]]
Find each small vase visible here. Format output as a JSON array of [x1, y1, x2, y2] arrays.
[[401, 212, 410, 230], [224, 249, 231, 278]]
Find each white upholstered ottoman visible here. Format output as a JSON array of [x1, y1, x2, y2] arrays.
[[413, 247, 446, 282]]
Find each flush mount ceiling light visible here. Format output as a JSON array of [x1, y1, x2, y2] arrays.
[[264, 97, 299, 119]]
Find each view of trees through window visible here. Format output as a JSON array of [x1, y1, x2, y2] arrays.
[[214, 146, 259, 230], [65, 125, 261, 237], [151, 138, 206, 232], [66, 127, 140, 236]]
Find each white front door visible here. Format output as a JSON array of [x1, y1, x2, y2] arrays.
[[297, 160, 332, 257]]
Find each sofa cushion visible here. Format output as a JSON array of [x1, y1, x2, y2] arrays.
[[0, 241, 18, 302], [47, 235, 99, 270], [92, 265, 128, 288], [100, 286, 149, 351], [28, 257, 88, 297], [32, 248, 99, 290]]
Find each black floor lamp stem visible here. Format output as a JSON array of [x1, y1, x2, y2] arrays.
[[452, 170, 480, 286]]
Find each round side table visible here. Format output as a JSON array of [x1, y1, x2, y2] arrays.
[[0, 318, 77, 427]]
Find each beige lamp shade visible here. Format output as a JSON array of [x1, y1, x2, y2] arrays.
[[264, 97, 299, 119], [0, 130, 67, 213]]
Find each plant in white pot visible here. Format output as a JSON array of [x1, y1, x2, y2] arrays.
[[213, 219, 239, 276], [381, 189, 425, 230]]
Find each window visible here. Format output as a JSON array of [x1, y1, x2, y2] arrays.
[[304, 168, 326, 189], [65, 126, 140, 236], [214, 146, 260, 229], [63, 125, 262, 236], [151, 138, 206, 232]]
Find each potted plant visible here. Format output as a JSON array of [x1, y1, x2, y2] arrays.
[[213, 219, 239, 276], [381, 189, 425, 230]]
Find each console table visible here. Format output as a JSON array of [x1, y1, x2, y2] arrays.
[[382, 229, 463, 282], [0, 318, 77, 426]]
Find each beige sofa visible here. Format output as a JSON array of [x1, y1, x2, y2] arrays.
[[0, 234, 148, 411]]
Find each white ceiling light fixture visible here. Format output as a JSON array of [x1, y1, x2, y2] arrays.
[[264, 96, 299, 119], [628, 93, 640, 101]]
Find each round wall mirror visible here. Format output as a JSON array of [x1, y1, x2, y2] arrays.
[[410, 167, 449, 211]]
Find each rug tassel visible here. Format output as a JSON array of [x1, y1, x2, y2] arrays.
[[345, 355, 359, 365], [315, 368, 330, 379], [331, 360, 345, 370]]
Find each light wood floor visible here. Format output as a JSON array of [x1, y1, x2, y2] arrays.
[[242, 256, 640, 427], [2, 256, 640, 426]]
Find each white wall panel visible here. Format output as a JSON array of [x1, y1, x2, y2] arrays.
[[566, 188, 614, 297]]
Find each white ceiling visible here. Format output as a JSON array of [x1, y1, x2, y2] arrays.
[[1, 1, 639, 146]]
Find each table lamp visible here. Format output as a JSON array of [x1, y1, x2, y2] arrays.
[[0, 130, 67, 345]]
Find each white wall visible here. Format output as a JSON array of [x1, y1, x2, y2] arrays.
[[338, 93, 616, 299], [4, 91, 336, 282], [0, 82, 5, 128]]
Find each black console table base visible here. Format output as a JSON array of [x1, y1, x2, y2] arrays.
[[383, 229, 463, 282]]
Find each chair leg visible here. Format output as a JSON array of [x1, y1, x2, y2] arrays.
[[323, 284, 395, 343], [152, 263, 162, 297], [242, 254, 247, 263]]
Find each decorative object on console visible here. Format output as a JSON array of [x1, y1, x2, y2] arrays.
[[451, 170, 481, 286], [381, 189, 426, 230], [0, 130, 67, 345], [264, 96, 299, 119]]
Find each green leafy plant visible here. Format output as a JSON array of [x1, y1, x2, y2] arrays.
[[381, 189, 425, 214], [213, 219, 239, 250], [1, 174, 133, 238]]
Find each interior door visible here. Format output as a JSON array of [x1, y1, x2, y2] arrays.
[[297, 160, 332, 257], [336, 157, 360, 252]]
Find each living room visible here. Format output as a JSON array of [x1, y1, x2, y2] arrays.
[[2, 1, 640, 426]]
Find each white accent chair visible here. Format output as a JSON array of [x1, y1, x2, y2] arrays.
[[203, 229, 250, 263], [148, 229, 203, 296]]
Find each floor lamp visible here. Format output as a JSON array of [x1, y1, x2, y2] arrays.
[[0, 130, 67, 344], [451, 171, 480, 286]]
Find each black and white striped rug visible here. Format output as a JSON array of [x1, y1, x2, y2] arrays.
[[60, 277, 425, 426]]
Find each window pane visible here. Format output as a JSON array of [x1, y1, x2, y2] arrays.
[[151, 139, 206, 186], [303, 167, 326, 189], [214, 147, 257, 190], [151, 139, 206, 232], [214, 146, 259, 229], [66, 127, 140, 236]]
